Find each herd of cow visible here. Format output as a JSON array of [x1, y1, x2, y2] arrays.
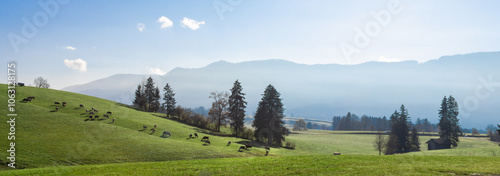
[[51, 101, 117, 123], [26, 96, 270, 155]]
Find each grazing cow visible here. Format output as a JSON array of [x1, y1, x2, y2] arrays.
[[201, 136, 209, 141], [94, 109, 98, 112], [154, 124, 157, 128], [112, 118, 115, 123], [245, 144, 252, 150], [107, 111, 112, 115], [265, 151, 269, 156], [90, 111, 95, 115], [143, 125, 147, 130], [204, 140, 211, 145], [227, 141, 231, 146], [28, 96, 35, 100], [194, 133, 198, 138], [94, 115, 99, 119], [103, 114, 109, 118], [88, 116, 93, 120], [265, 147, 270, 151], [92, 107, 95, 110], [55, 107, 59, 111], [86, 109, 89, 113], [334, 152, 341, 155], [163, 131, 171, 136], [238, 146, 246, 151], [151, 128, 156, 133], [62, 102, 67, 106], [55, 102, 60, 105], [189, 134, 193, 138], [22, 98, 30, 102], [80, 104, 84, 108]]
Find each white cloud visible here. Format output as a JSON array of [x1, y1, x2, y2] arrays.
[[157, 16, 173, 29], [378, 56, 401, 63], [181, 17, 205, 30], [62, 46, 76, 50], [149, 67, 166, 75], [64, 58, 87, 72], [137, 23, 146, 32]]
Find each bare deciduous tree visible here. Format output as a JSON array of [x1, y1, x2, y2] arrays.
[[33, 77, 50, 88], [292, 119, 307, 131], [374, 132, 385, 155], [208, 91, 229, 132]]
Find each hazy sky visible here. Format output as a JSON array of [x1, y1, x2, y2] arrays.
[[2, 0, 500, 89]]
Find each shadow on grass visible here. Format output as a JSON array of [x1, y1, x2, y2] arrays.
[[115, 103, 143, 111], [190, 127, 235, 138]]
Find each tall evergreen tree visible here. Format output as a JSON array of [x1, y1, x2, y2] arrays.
[[133, 84, 147, 110], [397, 105, 411, 151], [138, 77, 160, 112], [385, 105, 412, 154], [410, 126, 420, 151], [151, 86, 161, 112], [228, 80, 247, 137], [162, 83, 176, 118], [497, 124, 500, 136], [438, 95, 461, 147], [252, 84, 289, 146]]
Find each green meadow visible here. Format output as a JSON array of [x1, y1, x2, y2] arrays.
[[0, 85, 499, 175]]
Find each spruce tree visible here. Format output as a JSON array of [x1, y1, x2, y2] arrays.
[[398, 105, 411, 152], [133, 84, 146, 110], [162, 83, 176, 118], [438, 95, 461, 147], [385, 105, 412, 154], [411, 126, 420, 151], [228, 80, 247, 137], [140, 77, 160, 112], [497, 124, 500, 136], [252, 84, 289, 146], [151, 86, 161, 112]]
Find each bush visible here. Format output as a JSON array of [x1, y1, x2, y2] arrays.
[[284, 141, 295, 149], [240, 128, 254, 140]]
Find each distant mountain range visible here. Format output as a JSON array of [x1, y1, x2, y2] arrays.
[[63, 51, 500, 128]]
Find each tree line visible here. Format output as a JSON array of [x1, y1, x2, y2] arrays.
[[376, 96, 461, 155], [330, 113, 439, 133], [132, 77, 289, 146]]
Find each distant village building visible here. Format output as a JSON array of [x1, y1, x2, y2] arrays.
[[426, 138, 451, 150]]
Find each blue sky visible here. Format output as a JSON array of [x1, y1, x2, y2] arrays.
[[1, 0, 500, 89]]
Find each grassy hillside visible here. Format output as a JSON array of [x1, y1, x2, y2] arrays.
[[1, 85, 498, 174], [0, 85, 265, 169], [280, 130, 500, 156], [1, 155, 499, 175]]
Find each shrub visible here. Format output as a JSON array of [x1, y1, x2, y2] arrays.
[[237, 128, 254, 140], [285, 141, 295, 149]]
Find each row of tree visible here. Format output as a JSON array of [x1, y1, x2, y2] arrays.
[[379, 96, 461, 155], [132, 78, 289, 146], [206, 81, 289, 146], [133, 77, 177, 114], [331, 113, 439, 133], [384, 105, 420, 154]]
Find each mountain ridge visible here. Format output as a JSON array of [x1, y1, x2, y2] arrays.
[[62, 51, 500, 128]]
